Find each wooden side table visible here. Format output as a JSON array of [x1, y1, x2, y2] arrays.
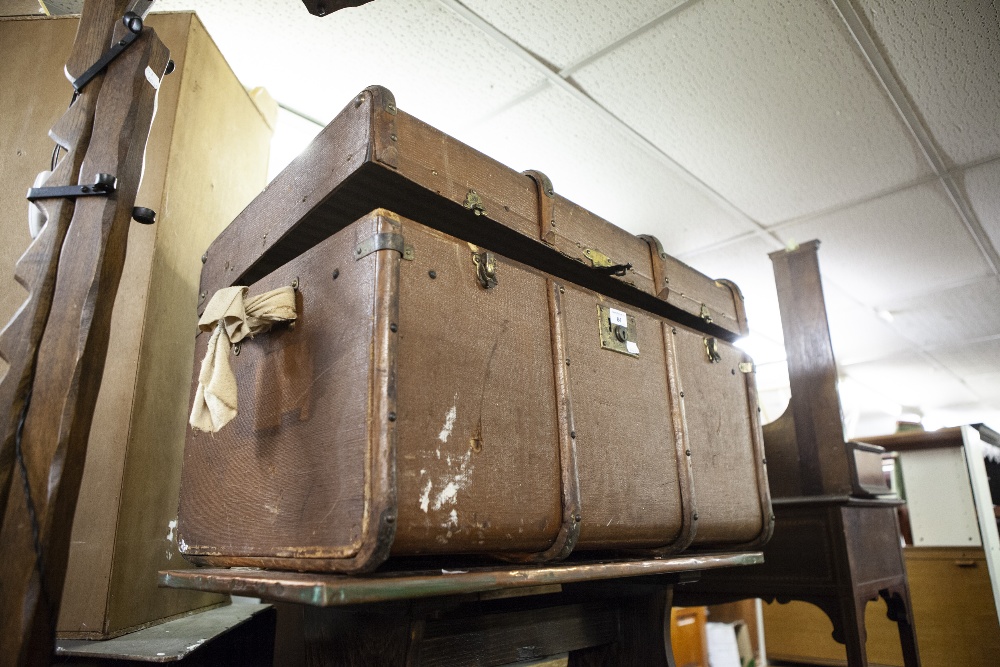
[[676, 498, 919, 667], [160, 552, 761, 666]]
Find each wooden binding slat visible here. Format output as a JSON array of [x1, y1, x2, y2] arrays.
[[0, 0, 133, 537], [0, 16, 169, 664]]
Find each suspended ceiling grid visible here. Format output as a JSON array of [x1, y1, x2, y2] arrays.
[[152, 0, 1000, 433]]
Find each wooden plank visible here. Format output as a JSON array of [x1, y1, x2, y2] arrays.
[[862, 427, 964, 452], [101, 12, 272, 636], [54, 12, 195, 637], [56, 603, 272, 661], [0, 16, 169, 664], [160, 552, 763, 607], [766, 241, 851, 498], [0, 12, 270, 638]]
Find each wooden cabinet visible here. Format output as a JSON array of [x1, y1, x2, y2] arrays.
[[0, 12, 273, 638], [764, 547, 1000, 666], [671, 606, 709, 667]]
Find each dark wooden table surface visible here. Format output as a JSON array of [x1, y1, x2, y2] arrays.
[[161, 552, 762, 666]]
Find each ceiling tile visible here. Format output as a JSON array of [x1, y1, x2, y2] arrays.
[[458, 84, 756, 255], [682, 235, 784, 342], [458, 0, 684, 70], [572, 0, 931, 224], [960, 159, 1000, 254], [926, 337, 1000, 381], [856, 0, 1000, 167], [965, 373, 1000, 408], [775, 180, 990, 305], [883, 277, 1000, 349], [843, 353, 979, 411], [155, 0, 546, 133], [822, 282, 917, 366]]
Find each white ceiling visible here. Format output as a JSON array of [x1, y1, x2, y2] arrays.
[[149, 0, 1000, 436]]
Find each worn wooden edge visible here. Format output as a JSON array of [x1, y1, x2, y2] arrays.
[[859, 427, 964, 451], [636, 324, 698, 556], [0, 22, 170, 663], [714, 278, 750, 339], [159, 552, 763, 607], [497, 280, 582, 564], [639, 234, 743, 339], [734, 349, 776, 549], [199, 85, 745, 343], [197, 87, 374, 307]]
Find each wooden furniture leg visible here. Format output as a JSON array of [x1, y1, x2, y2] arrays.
[[881, 585, 920, 667], [839, 593, 870, 667]]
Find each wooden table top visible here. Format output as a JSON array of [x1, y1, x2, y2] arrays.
[[160, 552, 762, 607]]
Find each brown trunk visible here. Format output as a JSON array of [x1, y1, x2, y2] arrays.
[[178, 210, 770, 572]]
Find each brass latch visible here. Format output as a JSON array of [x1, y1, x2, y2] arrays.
[[464, 190, 486, 216], [598, 305, 639, 358], [705, 337, 722, 363], [699, 304, 713, 324], [472, 251, 497, 289]]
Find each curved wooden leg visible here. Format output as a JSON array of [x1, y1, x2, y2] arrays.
[[839, 594, 870, 667], [881, 586, 921, 667]]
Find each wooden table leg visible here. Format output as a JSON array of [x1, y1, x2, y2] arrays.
[[881, 584, 921, 667], [839, 593, 871, 667]]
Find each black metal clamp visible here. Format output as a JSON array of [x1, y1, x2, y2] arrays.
[[72, 11, 174, 91], [591, 262, 633, 277], [26, 173, 156, 225], [26, 173, 117, 201]]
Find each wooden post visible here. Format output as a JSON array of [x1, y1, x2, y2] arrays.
[[0, 2, 169, 663], [764, 241, 852, 497]]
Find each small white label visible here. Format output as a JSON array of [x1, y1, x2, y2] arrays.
[[609, 308, 628, 327], [626, 341, 639, 354]]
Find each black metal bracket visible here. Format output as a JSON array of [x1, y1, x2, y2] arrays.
[[26, 173, 117, 201], [72, 12, 145, 92], [591, 262, 633, 277]]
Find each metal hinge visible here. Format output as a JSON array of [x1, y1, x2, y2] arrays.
[[583, 248, 632, 277], [355, 232, 413, 261]]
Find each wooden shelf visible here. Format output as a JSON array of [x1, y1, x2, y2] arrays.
[[160, 552, 762, 607]]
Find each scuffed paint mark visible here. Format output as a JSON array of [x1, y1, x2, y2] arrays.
[[419, 478, 432, 513], [165, 519, 178, 560], [433, 481, 459, 510], [178, 538, 188, 553], [445, 509, 458, 529], [438, 404, 457, 443]]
